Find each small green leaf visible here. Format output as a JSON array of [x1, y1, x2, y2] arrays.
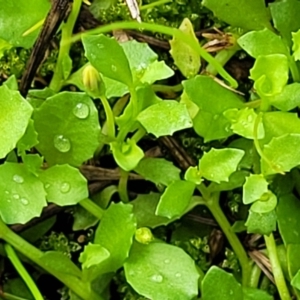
[[199, 148, 245, 183], [224, 108, 264, 139], [291, 270, 300, 290], [203, 0, 271, 31], [0, 162, 47, 224], [243, 287, 273, 300], [245, 210, 277, 235], [137, 100, 192, 137], [79, 243, 110, 269], [243, 174, 269, 205], [184, 166, 203, 185], [33, 92, 100, 166], [0, 0, 50, 48], [277, 194, 300, 245], [183, 76, 244, 141], [124, 242, 199, 300], [140, 60, 174, 84], [93, 202, 136, 275], [292, 29, 300, 61], [169, 18, 200, 78], [250, 192, 277, 214], [134, 157, 181, 186], [270, 0, 300, 47], [39, 164, 88, 206], [250, 54, 288, 97], [111, 139, 144, 171], [23, 154, 43, 176], [82, 34, 133, 87], [0, 85, 33, 158], [261, 134, 300, 175], [202, 266, 243, 300], [238, 28, 288, 58], [17, 119, 39, 155], [156, 180, 195, 219]]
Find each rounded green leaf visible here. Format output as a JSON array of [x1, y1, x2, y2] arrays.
[[156, 180, 195, 219], [39, 164, 88, 206], [0, 85, 33, 158], [0, 162, 46, 224], [137, 101, 193, 137], [199, 148, 245, 183], [243, 174, 269, 205], [184, 166, 203, 185], [33, 92, 100, 166], [0, 0, 50, 48], [245, 210, 277, 235], [111, 139, 144, 171], [82, 34, 133, 87], [124, 242, 199, 300], [250, 192, 277, 213]]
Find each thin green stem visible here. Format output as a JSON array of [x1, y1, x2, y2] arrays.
[[132, 126, 146, 143], [199, 188, 251, 286], [140, 0, 171, 10], [118, 169, 129, 203], [50, 0, 82, 91], [4, 243, 43, 300], [0, 293, 29, 300], [249, 264, 261, 288], [99, 94, 116, 139], [152, 83, 183, 94], [79, 198, 104, 219], [264, 234, 291, 300], [69, 21, 238, 88], [0, 219, 102, 300]]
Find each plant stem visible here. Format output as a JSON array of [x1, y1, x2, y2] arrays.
[[152, 83, 183, 93], [79, 198, 104, 219], [140, 0, 171, 11], [132, 126, 146, 143], [199, 187, 251, 286], [119, 169, 129, 202], [0, 219, 102, 300], [264, 233, 291, 300], [50, 0, 82, 91], [4, 243, 43, 300], [249, 264, 261, 288], [99, 94, 116, 139], [70, 21, 238, 88]]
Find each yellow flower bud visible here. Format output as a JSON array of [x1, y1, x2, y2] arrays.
[[135, 227, 154, 244], [82, 64, 105, 97]]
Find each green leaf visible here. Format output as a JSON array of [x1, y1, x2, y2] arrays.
[[250, 192, 277, 214], [22, 154, 43, 176], [0, 162, 46, 224], [224, 108, 264, 139], [110, 139, 144, 171], [277, 194, 300, 245], [0, 85, 33, 158], [137, 100, 193, 137], [39, 165, 88, 206], [3, 75, 18, 90], [79, 243, 110, 269], [243, 174, 269, 205], [140, 60, 174, 84], [156, 180, 195, 219], [0, 0, 50, 48], [82, 34, 133, 87], [33, 92, 100, 166], [238, 28, 288, 58], [124, 242, 199, 300], [169, 18, 200, 78], [243, 287, 273, 300], [199, 148, 245, 183], [134, 158, 181, 186], [203, 0, 271, 31], [17, 119, 38, 155], [292, 29, 300, 61], [0, 38, 11, 58], [291, 270, 300, 290], [93, 203, 136, 276], [183, 76, 244, 141], [261, 134, 300, 175], [202, 266, 243, 300], [90, 0, 117, 11], [270, 83, 300, 111], [41, 251, 82, 278], [287, 244, 300, 279], [245, 210, 277, 235], [250, 54, 289, 97], [269, 0, 300, 47], [184, 166, 203, 185]]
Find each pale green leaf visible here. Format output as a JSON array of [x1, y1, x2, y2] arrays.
[[243, 174, 269, 205]]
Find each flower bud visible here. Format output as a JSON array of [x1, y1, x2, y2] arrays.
[[82, 64, 105, 97], [135, 227, 154, 244]]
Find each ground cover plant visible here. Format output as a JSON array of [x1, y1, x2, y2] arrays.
[[1, 0, 300, 299]]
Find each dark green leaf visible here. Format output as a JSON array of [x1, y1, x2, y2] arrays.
[[243, 287, 273, 300], [245, 210, 277, 235]]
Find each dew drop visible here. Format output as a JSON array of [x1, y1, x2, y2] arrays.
[[60, 182, 71, 193], [6, 199, 11, 203], [97, 43, 104, 49], [53, 135, 71, 153], [45, 183, 51, 189], [5, 190, 9, 195], [247, 115, 254, 122], [12, 194, 20, 200], [20, 198, 29, 205], [213, 114, 219, 120], [151, 274, 163, 283], [175, 272, 182, 278], [73, 103, 90, 119], [164, 259, 170, 264], [13, 174, 24, 183], [111, 65, 117, 72]]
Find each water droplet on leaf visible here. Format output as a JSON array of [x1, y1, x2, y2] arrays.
[[247, 115, 254, 122], [45, 183, 51, 189], [5, 191, 9, 195], [164, 259, 170, 264], [20, 198, 29, 205], [60, 182, 71, 193], [151, 274, 163, 283], [111, 65, 117, 72], [54, 135, 71, 153], [13, 174, 24, 183], [175, 272, 182, 278], [73, 103, 89, 119], [13, 194, 20, 200], [97, 43, 104, 48]]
